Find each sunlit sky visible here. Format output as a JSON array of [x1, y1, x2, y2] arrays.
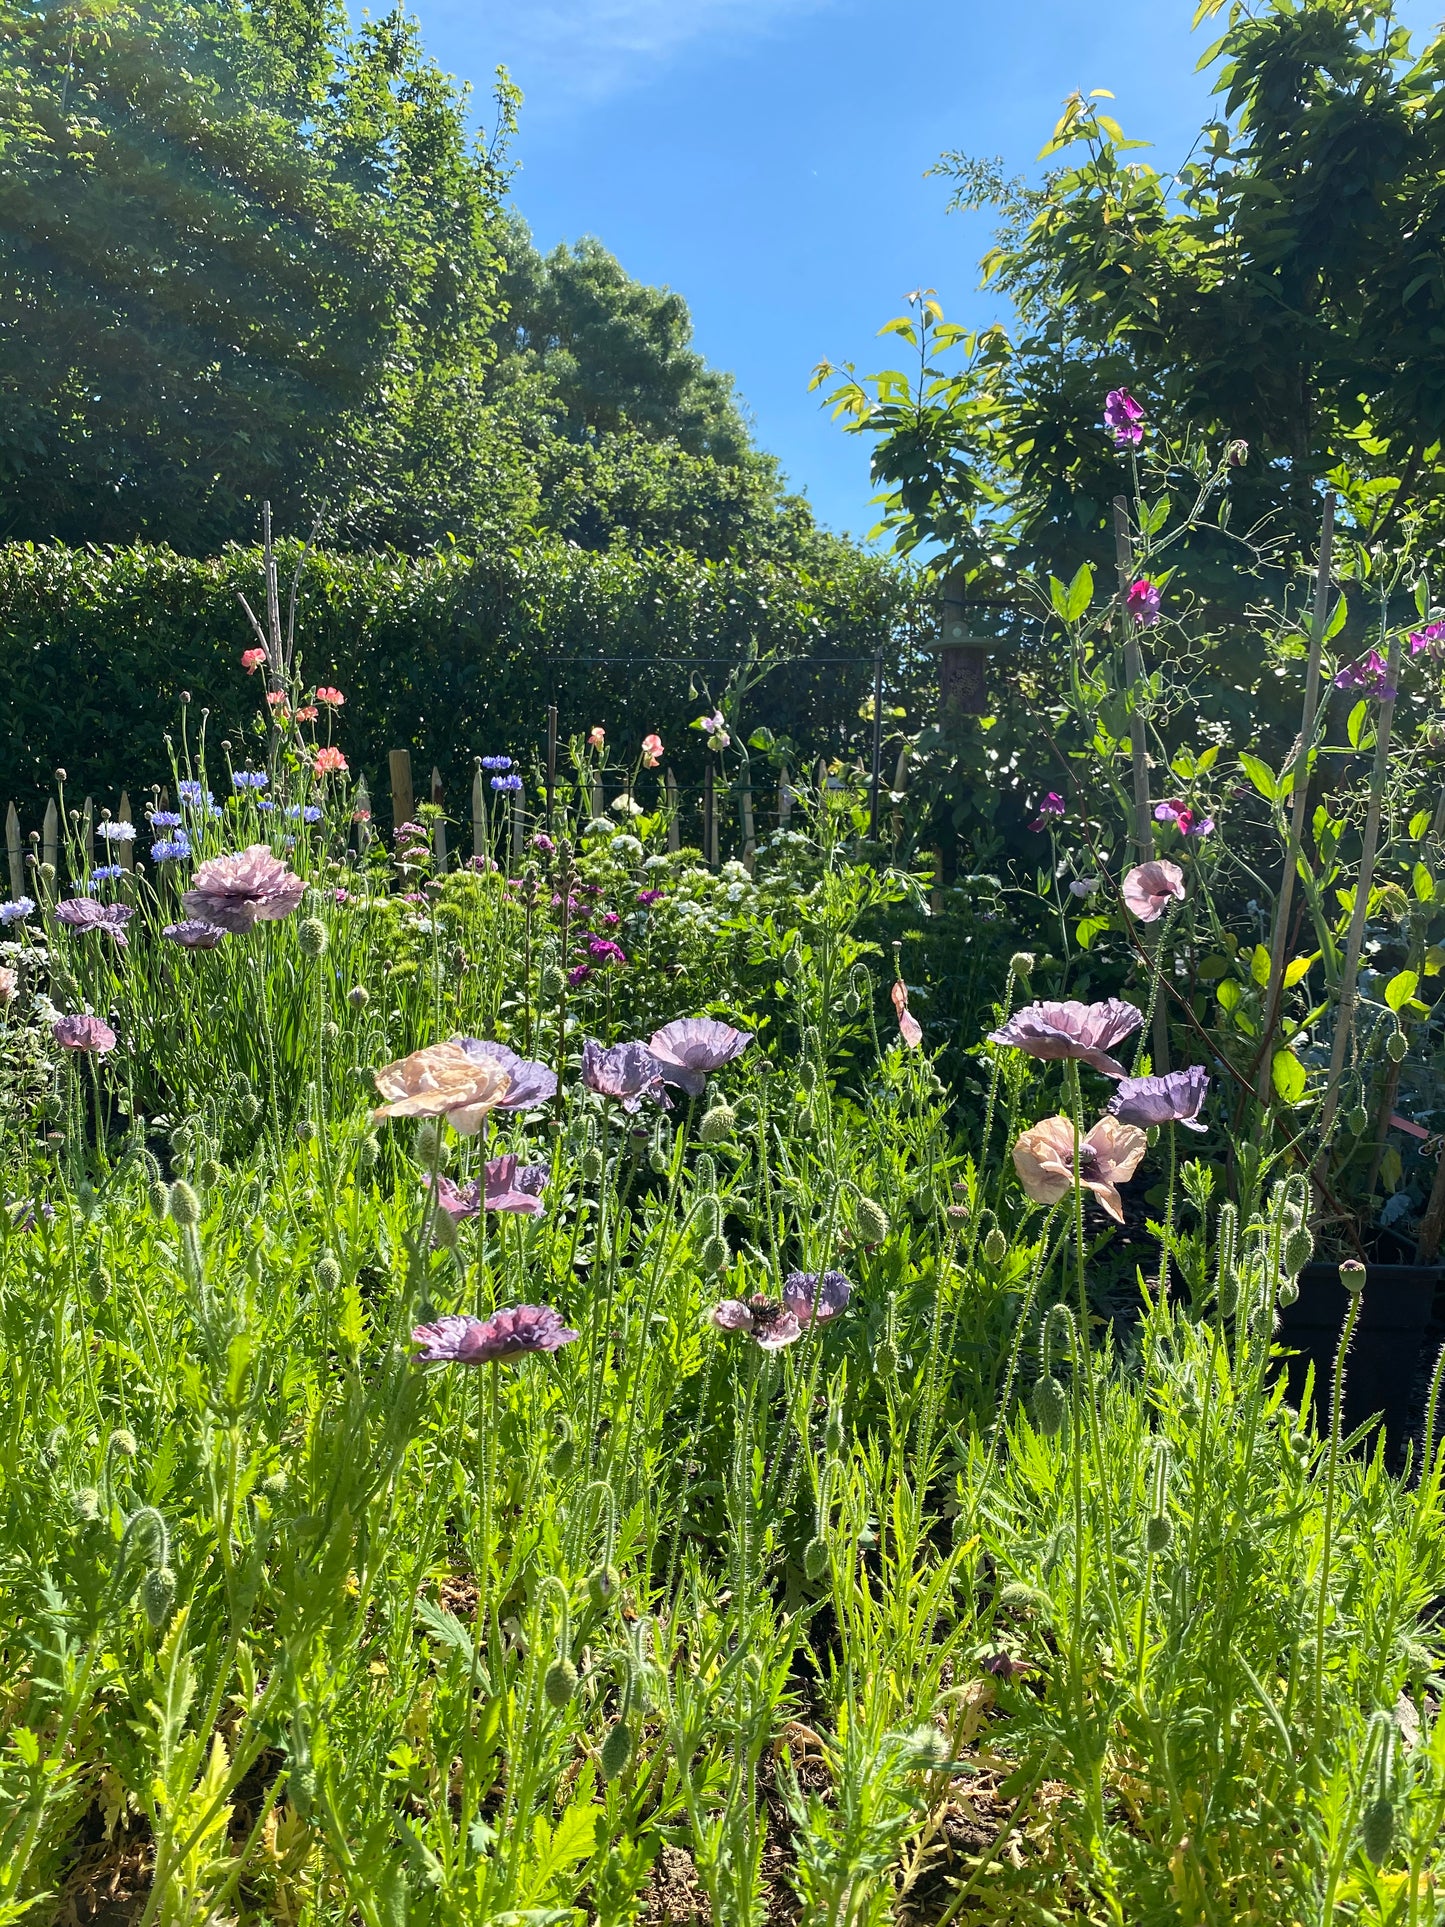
[[412, 0, 1443, 541]]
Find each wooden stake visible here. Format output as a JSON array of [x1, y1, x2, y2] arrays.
[[704, 760, 717, 868], [546, 705, 558, 833], [590, 775, 605, 820], [389, 750, 414, 831], [430, 767, 446, 870], [665, 769, 680, 853], [5, 804, 21, 898], [41, 800, 57, 876], [740, 778, 757, 874], [869, 650, 884, 840], [1114, 496, 1168, 1073], [778, 766, 793, 828], [472, 761, 486, 860], [355, 776, 373, 853], [117, 793, 134, 872]]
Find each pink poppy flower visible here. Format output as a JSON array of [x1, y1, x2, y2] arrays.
[[1012, 1114, 1147, 1222], [182, 846, 305, 932], [1122, 860, 1185, 923], [53, 1013, 116, 1053], [891, 979, 923, 1049], [710, 1295, 803, 1351], [412, 1306, 578, 1364], [314, 746, 348, 775], [989, 999, 1143, 1080], [372, 1042, 512, 1135], [648, 1016, 753, 1096]]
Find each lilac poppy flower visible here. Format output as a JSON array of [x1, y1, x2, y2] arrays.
[[648, 1017, 754, 1097], [453, 1040, 558, 1109], [1126, 579, 1161, 627], [411, 1304, 578, 1365], [988, 999, 1144, 1080], [582, 1039, 672, 1111], [53, 898, 134, 949], [781, 1269, 852, 1325], [425, 1158, 550, 1218], [1104, 389, 1145, 444], [1334, 650, 1397, 702], [1029, 792, 1065, 834], [1107, 1065, 1210, 1132], [709, 1295, 803, 1351], [1122, 860, 1186, 923], [53, 1013, 116, 1054], [163, 919, 228, 949], [182, 846, 304, 931]]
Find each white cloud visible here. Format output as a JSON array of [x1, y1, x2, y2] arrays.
[[466, 0, 834, 105]]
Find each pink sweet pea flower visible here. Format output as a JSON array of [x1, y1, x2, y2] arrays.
[[1104, 389, 1145, 445], [588, 726, 606, 751], [241, 647, 267, 673], [641, 733, 663, 767], [1030, 791, 1065, 833], [1126, 579, 1161, 627]]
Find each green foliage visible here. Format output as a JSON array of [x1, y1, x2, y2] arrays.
[[0, 537, 918, 815]]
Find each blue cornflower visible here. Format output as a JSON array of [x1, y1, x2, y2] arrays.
[[490, 773, 523, 794], [88, 866, 125, 888], [177, 781, 215, 807], [0, 898, 34, 924], [480, 755, 513, 772], [232, 771, 268, 791], [150, 810, 182, 829], [256, 799, 275, 813], [285, 805, 322, 823], [150, 834, 192, 862]]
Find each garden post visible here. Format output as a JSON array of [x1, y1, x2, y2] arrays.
[[665, 769, 680, 853], [117, 793, 134, 871], [869, 649, 884, 840], [1114, 496, 1168, 1073], [41, 801, 57, 877], [741, 777, 756, 874], [355, 777, 372, 852], [431, 768, 446, 870], [5, 804, 21, 898], [546, 705, 558, 833], [778, 766, 792, 829], [472, 761, 486, 860], [389, 750, 414, 832], [704, 760, 717, 868]]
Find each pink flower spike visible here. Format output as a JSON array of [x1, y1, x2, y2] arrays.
[[1122, 860, 1186, 923]]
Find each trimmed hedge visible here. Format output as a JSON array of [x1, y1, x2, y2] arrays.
[[0, 539, 923, 823]]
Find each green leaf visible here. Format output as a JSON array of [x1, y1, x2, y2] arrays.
[[1385, 969, 1419, 1012], [1413, 862, 1435, 903], [1271, 1051, 1307, 1105], [1249, 944, 1271, 987], [1238, 752, 1278, 802], [1347, 700, 1368, 750], [1049, 575, 1070, 621], [1075, 915, 1110, 950], [1065, 561, 1094, 622], [1410, 809, 1432, 840], [1323, 593, 1349, 644]]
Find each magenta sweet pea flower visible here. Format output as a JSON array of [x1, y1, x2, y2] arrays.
[[1409, 622, 1444, 658], [1029, 792, 1066, 834], [1154, 800, 1214, 839], [1126, 579, 1161, 627], [1104, 389, 1145, 445], [1334, 650, 1397, 701]]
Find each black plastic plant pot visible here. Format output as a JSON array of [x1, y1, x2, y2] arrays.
[[1277, 1263, 1445, 1468]]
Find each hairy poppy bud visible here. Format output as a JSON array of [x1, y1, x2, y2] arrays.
[[587, 1565, 620, 1612], [1361, 1796, 1394, 1866], [854, 1196, 889, 1245], [1283, 1226, 1313, 1276], [1031, 1376, 1066, 1437], [1277, 1276, 1300, 1307], [1346, 1105, 1370, 1136], [842, 984, 861, 1016], [699, 1231, 730, 1275], [825, 1411, 845, 1456], [262, 1470, 288, 1498], [239, 1091, 262, 1123], [541, 964, 565, 999], [782, 945, 804, 979], [797, 1060, 818, 1095], [142, 1566, 177, 1629], [1145, 1513, 1172, 1554], [288, 1761, 316, 1820], [906, 1723, 951, 1769], [321, 1021, 340, 1045], [415, 1121, 443, 1165], [168, 1181, 201, 1227], [295, 1118, 317, 1142], [544, 1657, 579, 1708], [876, 1337, 900, 1378], [109, 1427, 137, 1461], [431, 1209, 458, 1250], [698, 1105, 736, 1144], [579, 1145, 604, 1184], [297, 918, 328, 958], [316, 1254, 342, 1291], [74, 1486, 101, 1524], [983, 1227, 1008, 1266], [148, 1180, 170, 1220], [1341, 1259, 1367, 1296], [549, 1435, 576, 1478], [693, 1153, 717, 1190], [600, 1719, 633, 1781], [803, 1536, 829, 1581], [1009, 952, 1035, 979], [348, 984, 369, 1008], [1386, 1030, 1407, 1063], [358, 1133, 380, 1172], [199, 1158, 223, 1187]]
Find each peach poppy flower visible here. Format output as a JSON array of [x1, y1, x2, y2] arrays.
[[1122, 860, 1185, 923], [372, 1042, 512, 1135], [1011, 1114, 1147, 1223]]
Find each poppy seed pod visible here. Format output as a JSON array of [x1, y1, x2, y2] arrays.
[[600, 1720, 633, 1781], [587, 1564, 620, 1612], [1341, 1259, 1367, 1297], [149, 1180, 170, 1220], [316, 1254, 342, 1291], [983, 1227, 1008, 1266], [168, 1180, 201, 1227], [544, 1657, 579, 1708], [853, 1196, 890, 1245], [698, 1105, 737, 1144], [298, 918, 328, 958], [142, 1566, 177, 1629]]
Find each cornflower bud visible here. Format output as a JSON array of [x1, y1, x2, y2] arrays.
[[297, 918, 328, 958], [168, 1181, 201, 1227]]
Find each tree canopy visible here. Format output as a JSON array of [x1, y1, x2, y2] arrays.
[[818, 0, 1445, 607]]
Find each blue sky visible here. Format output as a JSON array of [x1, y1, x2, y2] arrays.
[[413, 0, 1441, 543]]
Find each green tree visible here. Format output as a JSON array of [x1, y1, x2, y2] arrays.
[[818, 0, 1445, 604]]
